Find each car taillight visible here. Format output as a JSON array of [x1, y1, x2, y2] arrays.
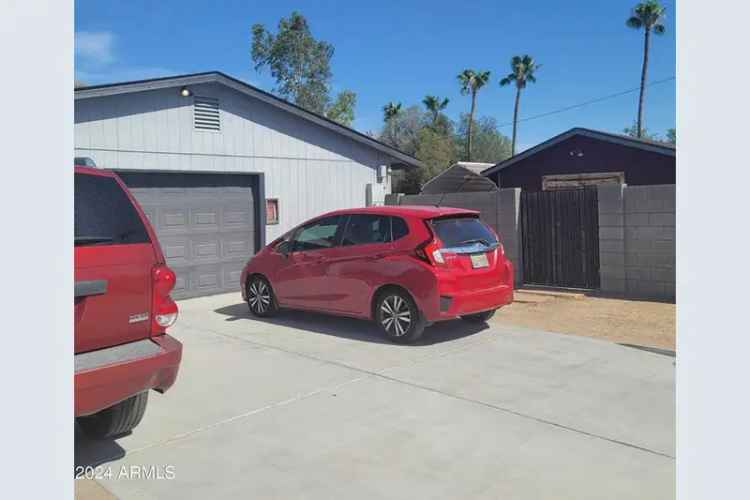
[[426, 240, 445, 264], [413, 228, 446, 267], [152, 264, 178, 335]]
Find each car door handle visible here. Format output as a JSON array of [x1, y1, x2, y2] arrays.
[[75, 279, 108, 298], [366, 253, 387, 261]]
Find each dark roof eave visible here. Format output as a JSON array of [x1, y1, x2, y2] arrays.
[[75, 71, 423, 169], [481, 127, 675, 177]]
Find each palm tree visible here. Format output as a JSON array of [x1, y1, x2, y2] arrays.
[[382, 101, 402, 145], [500, 55, 540, 156], [627, 1, 667, 138], [422, 95, 449, 127], [457, 69, 491, 161], [383, 101, 402, 122]]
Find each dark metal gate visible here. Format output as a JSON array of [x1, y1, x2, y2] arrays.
[[520, 188, 600, 289]]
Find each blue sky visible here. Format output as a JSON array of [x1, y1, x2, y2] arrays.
[[75, 0, 676, 150]]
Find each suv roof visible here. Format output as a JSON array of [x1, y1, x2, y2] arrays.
[[322, 205, 478, 219]]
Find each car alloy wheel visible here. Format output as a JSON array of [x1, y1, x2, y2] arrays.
[[247, 277, 277, 317], [380, 295, 412, 337]]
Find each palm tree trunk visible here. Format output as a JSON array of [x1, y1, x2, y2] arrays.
[[637, 28, 651, 138], [467, 91, 476, 161], [512, 86, 521, 156]]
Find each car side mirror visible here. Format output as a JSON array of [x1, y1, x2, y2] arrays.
[[276, 240, 291, 257]]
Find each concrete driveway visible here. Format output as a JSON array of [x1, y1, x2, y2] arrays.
[[76, 293, 675, 500]]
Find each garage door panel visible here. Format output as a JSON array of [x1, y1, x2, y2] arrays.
[[222, 232, 254, 259], [222, 262, 245, 292], [189, 206, 221, 232], [160, 207, 189, 234], [191, 264, 224, 295], [160, 236, 190, 266], [170, 268, 190, 297], [118, 172, 258, 300], [223, 204, 254, 231], [191, 235, 222, 263]]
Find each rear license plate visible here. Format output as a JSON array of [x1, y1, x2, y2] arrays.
[[470, 253, 489, 268]]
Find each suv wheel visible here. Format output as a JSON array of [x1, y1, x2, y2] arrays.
[[376, 289, 425, 344], [77, 392, 149, 439], [461, 309, 496, 323], [247, 276, 278, 317]]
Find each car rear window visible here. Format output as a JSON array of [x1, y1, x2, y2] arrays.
[[75, 173, 150, 246], [430, 216, 498, 248]]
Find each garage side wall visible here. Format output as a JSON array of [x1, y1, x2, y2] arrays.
[[75, 83, 393, 242]]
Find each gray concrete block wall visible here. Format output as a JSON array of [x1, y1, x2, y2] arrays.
[[597, 184, 627, 295], [623, 185, 676, 300], [598, 184, 675, 300], [391, 190, 523, 286]]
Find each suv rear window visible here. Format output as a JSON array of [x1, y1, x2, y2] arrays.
[[75, 173, 150, 246], [430, 216, 497, 249]]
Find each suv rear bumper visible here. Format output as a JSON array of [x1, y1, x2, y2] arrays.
[[75, 335, 182, 417]]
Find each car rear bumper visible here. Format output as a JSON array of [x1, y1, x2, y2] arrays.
[[430, 283, 514, 321], [75, 334, 182, 417]]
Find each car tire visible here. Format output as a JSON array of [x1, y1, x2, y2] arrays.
[[246, 275, 278, 317], [375, 289, 425, 344], [77, 392, 149, 439], [461, 309, 497, 323]]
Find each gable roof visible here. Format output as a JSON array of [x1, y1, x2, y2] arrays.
[[75, 71, 422, 169], [481, 127, 675, 177], [420, 163, 499, 195], [452, 162, 495, 175]]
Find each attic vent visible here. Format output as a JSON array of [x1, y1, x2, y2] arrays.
[[193, 96, 220, 131]]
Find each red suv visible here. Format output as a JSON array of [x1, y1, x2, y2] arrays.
[[75, 166, 182, 439], [241, 206, 513, 343]]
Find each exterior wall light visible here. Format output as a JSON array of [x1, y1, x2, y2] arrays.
[[180, 87, 192, 97]]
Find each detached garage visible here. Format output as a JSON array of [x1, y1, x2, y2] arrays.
[[75, 71, 421, 299]]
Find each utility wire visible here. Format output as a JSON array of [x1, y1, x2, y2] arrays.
[[495, 76, 676, 129]]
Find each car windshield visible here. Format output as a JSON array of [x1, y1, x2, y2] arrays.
[[430, 216, 498, 249]]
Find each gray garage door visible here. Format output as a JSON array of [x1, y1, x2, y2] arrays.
[[118, 172, 260, 299]]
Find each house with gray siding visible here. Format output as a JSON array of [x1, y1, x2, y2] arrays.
[[75, 71, 421, 298]]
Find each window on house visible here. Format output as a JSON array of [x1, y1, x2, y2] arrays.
[[193, 96, 220, 131], [266, 199, 279, 225]]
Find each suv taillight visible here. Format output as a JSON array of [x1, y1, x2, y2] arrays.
[[152, 264, 178, 335]]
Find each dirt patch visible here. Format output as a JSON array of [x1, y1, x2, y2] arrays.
[[494, 290, 675, 350]]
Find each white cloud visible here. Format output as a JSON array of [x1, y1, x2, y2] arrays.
[[75, 31, 115, 65]]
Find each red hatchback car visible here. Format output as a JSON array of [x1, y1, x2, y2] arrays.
[[75, 166, 182, 438], [241, 206, 513, 343]]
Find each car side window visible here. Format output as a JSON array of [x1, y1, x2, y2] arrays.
[[341, 214, 391, 246], [391, 216, 409, 241], [292, 215, 342, 252]]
